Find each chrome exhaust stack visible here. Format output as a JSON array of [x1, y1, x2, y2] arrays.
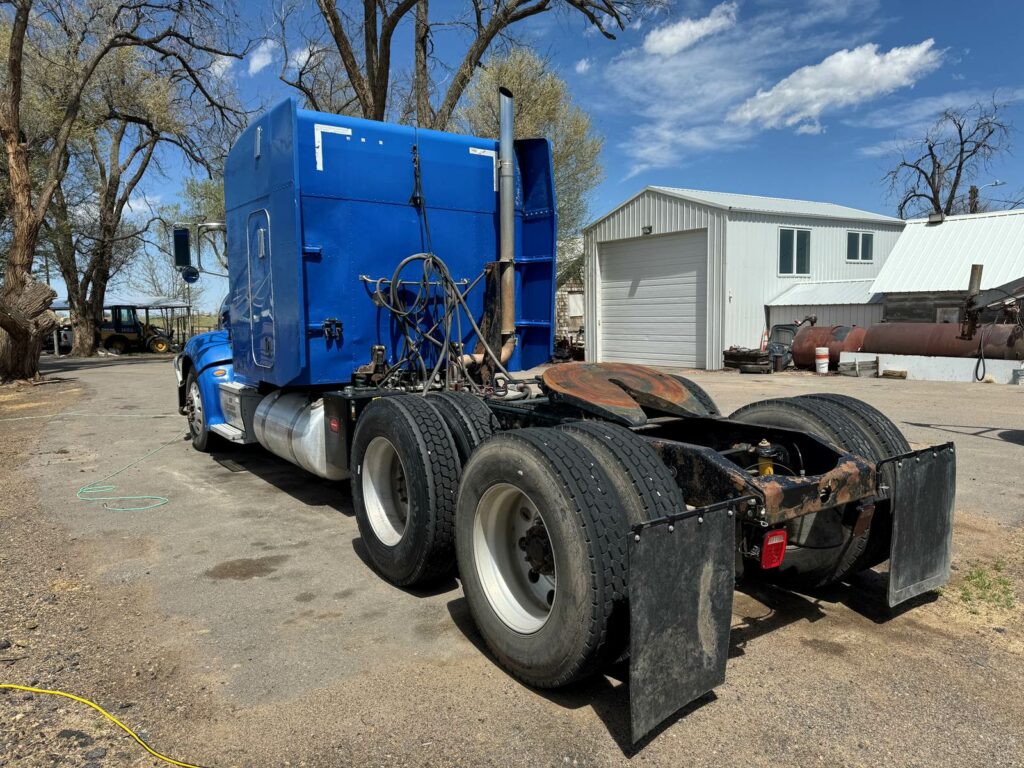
[[498, 87, 516, 339]]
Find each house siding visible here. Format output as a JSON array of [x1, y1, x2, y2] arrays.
[[768, 304, 884, 329], [725, 213, 903, 348]]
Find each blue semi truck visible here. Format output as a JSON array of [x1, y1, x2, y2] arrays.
[[172, 91, 956, 742]]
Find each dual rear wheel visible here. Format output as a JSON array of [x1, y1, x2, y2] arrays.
[[350, 393, 684, 687]]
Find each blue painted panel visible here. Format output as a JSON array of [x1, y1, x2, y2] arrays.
[[224, 100, 303, 386], [222, 99, 556, 388]]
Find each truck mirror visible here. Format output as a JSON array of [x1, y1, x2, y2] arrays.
[[173, 227, 192, 268], [181, 265, 200, 284]]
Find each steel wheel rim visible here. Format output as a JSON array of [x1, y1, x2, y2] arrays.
[[473, 483, 556, 634], [362, 436, 410, 546], [187, 381, 203, 436]]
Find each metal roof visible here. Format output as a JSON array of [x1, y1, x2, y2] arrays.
[[767, 279, 882, 307], [52, 294, 191, 311], [649, 186, 902, 224], [871, 209, 1024, 293]]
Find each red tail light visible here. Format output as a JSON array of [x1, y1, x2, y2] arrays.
[[328, 416, 341, 433], [760, 529, 788, 569]]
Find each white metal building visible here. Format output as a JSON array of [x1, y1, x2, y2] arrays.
[[766, 278, 883, 329], [583, 187, 904, 369], [871, 209, 1024, 323]]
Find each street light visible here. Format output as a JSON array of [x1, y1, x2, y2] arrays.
[[969, 180, 1006, 213]]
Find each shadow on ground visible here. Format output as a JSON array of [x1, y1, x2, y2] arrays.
[[208, 442, 353, 514]]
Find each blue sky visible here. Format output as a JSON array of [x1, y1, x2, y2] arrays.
[[217, 0, 1024, 218], [107, 0, 1024, 309]]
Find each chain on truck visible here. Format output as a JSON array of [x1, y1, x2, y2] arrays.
[[171, 89, 956, 743]]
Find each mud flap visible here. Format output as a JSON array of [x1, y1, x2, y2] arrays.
[[882, 443, 956, 607], [628, 500, 747, 744]]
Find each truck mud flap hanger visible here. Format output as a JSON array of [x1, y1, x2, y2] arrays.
[[626, 443, 956, 744]]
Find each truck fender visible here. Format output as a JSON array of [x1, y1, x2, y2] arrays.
[[175, 331, 234, 425]]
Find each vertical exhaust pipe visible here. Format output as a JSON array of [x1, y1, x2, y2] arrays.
[[498, 87, 516, 337], [967, 263, 984, 299]]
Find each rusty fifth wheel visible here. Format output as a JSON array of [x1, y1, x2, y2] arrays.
[[456, 428, 630, 687]]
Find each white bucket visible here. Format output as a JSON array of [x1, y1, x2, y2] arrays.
[[814, 347, 830, 374]]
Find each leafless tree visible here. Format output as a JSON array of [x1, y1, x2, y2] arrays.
[[0, 0, 248, 381], [885, 100, 1012, 219], [279, 0, 657, 129]]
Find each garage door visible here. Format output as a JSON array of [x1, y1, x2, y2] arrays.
[[598, 231, 708, 368]]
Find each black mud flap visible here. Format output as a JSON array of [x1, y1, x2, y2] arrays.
[[628, 499, 747, 744], [882, 443, 956, 607]]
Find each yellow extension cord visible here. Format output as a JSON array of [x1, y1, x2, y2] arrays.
[[0, 684, 209, 768]]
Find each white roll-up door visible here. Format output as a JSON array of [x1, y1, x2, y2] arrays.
[[597, 230, 708, 368]]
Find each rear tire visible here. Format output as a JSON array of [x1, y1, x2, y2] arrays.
[[456, 428, 628, 687], [352, 395, 460, 586], [425, 391, 498, 467], [730, 397, 877, 587], [795, 394, 910, 569], [557, 420, 684, 526], [105, 336, 127, 355]]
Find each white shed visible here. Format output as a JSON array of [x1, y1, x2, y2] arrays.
[[583, 187, 904, 369], [766, 279, 883, 329]]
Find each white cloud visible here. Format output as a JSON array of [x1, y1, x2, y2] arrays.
[[728, 40, 943, 133], [247, 40, 279, 76], [643, 1, 737, 57], [210, 55, 234, 79], [597, 1, 934, 176], [125, 192, 162, 217], [288, 45, 312, 71], [852, 87, 1024, 156], [795, 121, 824, 135], [574, 58, 592, 75]]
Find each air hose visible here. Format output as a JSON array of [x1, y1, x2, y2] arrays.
[[76, 434, 183, 511], [0, 684, 209, 767]]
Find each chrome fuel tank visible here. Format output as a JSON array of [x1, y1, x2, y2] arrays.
[[252, 391, 349, 480]]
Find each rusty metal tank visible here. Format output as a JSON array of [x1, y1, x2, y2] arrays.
[[792, 325, 867, 369], [862, 322, 1024, 360]]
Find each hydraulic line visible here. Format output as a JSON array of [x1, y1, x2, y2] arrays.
[[0, 684, 209, 768]]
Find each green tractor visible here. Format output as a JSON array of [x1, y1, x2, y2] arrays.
[[100, 304, 173, 354]]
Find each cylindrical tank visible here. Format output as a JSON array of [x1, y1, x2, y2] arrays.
[[792, 325, 867, 369], [252, 392, 348, 480], [862, 323, 1024, 360]]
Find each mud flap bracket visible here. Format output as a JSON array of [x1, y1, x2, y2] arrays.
[[627, 497, 753, 744], [880, 443, 956, 607]]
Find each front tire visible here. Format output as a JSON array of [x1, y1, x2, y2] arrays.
[[148, 335, 170, 354], [185, 370, 213, 452]]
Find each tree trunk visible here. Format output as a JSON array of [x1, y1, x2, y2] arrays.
[[69, 312, 98, 357], [0, 324, 46, 380], [0, 225, 57, 381]]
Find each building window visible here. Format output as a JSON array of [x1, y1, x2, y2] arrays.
[[779, 228, 810, 275], [847, 231, 874, 262]]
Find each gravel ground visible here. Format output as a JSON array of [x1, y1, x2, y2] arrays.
[[1, 357, 1022, 767]]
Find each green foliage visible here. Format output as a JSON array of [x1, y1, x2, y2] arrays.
[[458, 49, 603, 287], [959, 559, 1016, 613]]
